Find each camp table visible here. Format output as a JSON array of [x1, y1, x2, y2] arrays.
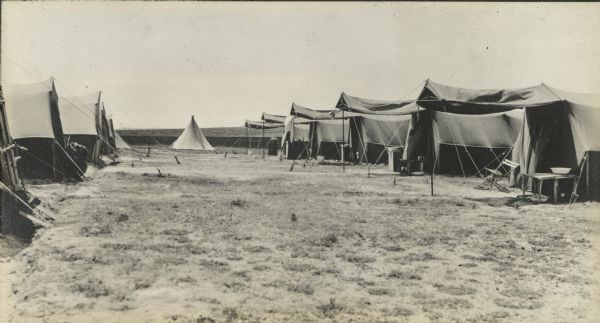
[[522, 173, 579, 204]]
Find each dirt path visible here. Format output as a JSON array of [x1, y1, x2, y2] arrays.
[[2, 148, 599, 322]]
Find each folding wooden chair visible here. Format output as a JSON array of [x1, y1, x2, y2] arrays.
[[475, 159, 519, 193]]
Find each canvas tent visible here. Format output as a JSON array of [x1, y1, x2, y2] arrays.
[[286, 103, 351, 160], [60, 92, 103, 162], [281, 115, 312, 160], [171, 116, 215, 151], [308, 119, 349, 160], [393, 80, 564, 176], [334, 92, 419, 164], [510, 85, 600, 201], [408, 80, 600, 201], [4, 78, 83, 180], [0, 85, 34, 240], [348, 114, 412, 164], [244, 120, 283, 156]]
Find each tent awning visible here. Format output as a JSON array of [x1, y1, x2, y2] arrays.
[[336, 92, 420, 115], [432, 110, 523, 148], [261, 113, 287, 124], [290, 103, 336, 120], [417, 80, 562, 114], [245, 120, 284, 129]]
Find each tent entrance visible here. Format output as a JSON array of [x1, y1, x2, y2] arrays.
[[436, 144, 512, 176]]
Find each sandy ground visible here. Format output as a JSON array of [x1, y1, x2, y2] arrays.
[[1, 147, 599, 323]]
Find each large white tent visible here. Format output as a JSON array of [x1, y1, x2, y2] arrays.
[[5, 79, 59, 140], [171, 116, 214, 151], [4, 78, 82, 180], [60, 92, 101, 136], [60, 92, 103, 161]]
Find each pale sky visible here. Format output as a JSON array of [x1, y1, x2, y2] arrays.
[[2, 2, 599, 129]]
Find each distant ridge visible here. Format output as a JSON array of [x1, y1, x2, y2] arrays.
[[116, 126, 283, 147], [117, 126, 282, 138]]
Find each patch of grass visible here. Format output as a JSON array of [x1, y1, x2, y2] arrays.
[[388, 270, 422, 280], [70, 278, 111, 298], [316, 298, 345, 316], [339, 254, 376, 263], [252, 264, 270, 271], [318, 233, 338, 248], [282, 262, 317, 272], [467, 311, 510, 323], [174, 275, 196, 284], [493, 298, 543, 310], [230, 198, 248, 208], [381, 245, 405, 252], [154, 256, 188, 266], [160, 229, 191, 235], [357, 280, 376, 288], [498, 287, 542, 300], [243, 245, 271, 253], [313, 266, 340, 276], [79, 224, 112, 237], [402, 252, 437, 262], [368, 288, 394, 296], [263, 280, 287, 288], [382, 307, 414, 317], [287, 283, 315, 295], [419, 297, 473, 310], [433, 284, 476, 296], [199, 259, 229, 268]]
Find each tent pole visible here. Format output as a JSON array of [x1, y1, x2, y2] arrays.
[[52, 140, 57, 180], [262, 120, 265, 159], [342, 110, 345, 173], [430, 115, 434, 196], [246, 126, 249, 155], [586, 152, 590, 200]]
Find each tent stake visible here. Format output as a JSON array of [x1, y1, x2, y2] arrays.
[[146, 146, 151, 157], [174, 156, 180, 165], [430, 169, 434, 196]]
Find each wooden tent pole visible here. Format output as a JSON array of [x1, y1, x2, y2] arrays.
[[342, 110, 345, 173], [52, 141, 57, 180], [246, 126, 249, 155], [586, 152, 590, 200], [430, 114, 434, 196], [262, 120, 265, 159]]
